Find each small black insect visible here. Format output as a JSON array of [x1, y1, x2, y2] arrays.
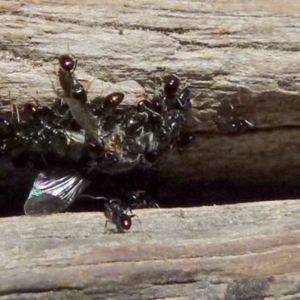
[[158, 75, 191, 111], [126, 190, 159, 209], [104, 198, 137, 233], [93, 92, 124, 110], [1, 54, 195, 232], [213, 114, 254, 134], [164, 74, 180, 97], [213, 99, 254, 134]]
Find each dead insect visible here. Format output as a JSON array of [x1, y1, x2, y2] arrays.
[[6, 54, 195, 232]]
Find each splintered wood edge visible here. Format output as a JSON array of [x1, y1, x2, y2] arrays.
[[0, 199, 300, 298]]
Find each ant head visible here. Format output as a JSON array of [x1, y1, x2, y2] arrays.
[[104, 92, 124, 109], [59, 54, 76, 72], [120, 213, 136, 230]]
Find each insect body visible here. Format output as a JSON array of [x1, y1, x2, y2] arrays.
[[212, 99, 254, 134], [1, 55, 195, 228], [213, 115, 254, 134], [104, 198, 137, 233], [126, 190, 159, 209], [0, 102, 83, 169]]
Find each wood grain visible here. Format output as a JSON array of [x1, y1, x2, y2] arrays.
[[1, 200, 300, 299], [1, 1, 300, 298], [1, 0, 300, 184]]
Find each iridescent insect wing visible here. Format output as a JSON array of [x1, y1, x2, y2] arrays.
[[24, 172, 89, 215]]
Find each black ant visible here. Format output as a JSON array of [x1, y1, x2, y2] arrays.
[[213, 97, 254, 134], [58, 54, 98, 141], [104, 198, 138, 233], [126, 190, 159, 209]]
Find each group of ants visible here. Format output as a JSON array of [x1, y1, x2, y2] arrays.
[[0, 54, 254, 233]]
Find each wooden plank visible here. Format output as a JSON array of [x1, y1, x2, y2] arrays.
[[1, 1, 300, 297], [1, 0, 300, 184], [1, 200, 300, 299]]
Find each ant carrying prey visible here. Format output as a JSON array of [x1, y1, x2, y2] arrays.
[[0, 54, 195, 232]]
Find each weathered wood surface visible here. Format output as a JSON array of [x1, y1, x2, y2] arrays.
[[1, 200, 300, 299], [1, 2, 300, 298], [1, 0, 300, 183]]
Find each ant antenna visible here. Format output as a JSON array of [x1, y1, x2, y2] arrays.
[[77, 194, 107, 201], [7, 93, 20, 124]]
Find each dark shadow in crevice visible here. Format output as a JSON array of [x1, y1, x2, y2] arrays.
[[1, 167, 300, 217]]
